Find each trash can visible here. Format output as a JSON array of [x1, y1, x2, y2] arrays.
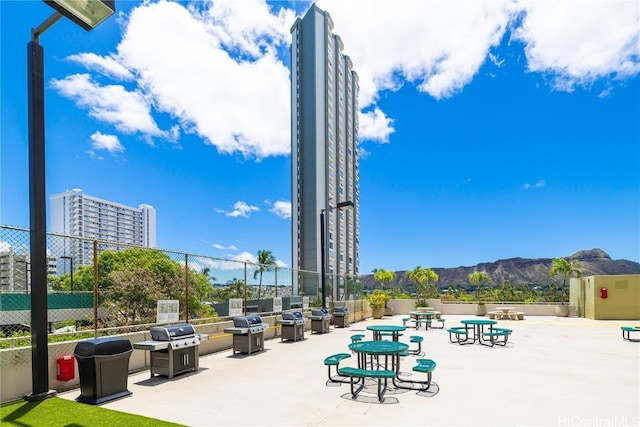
[[74, 336, 133, 404]]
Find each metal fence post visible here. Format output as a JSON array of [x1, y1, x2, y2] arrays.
[[185, 254, 189, 323], [93, 240, 98, 338]]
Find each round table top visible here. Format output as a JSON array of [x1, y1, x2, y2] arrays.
[[496, 307, 515, 311], [461, 319, 497, 325], [366, 325, 406, 332], [409, 311, 437, 316], [348, 340, 409, 354]]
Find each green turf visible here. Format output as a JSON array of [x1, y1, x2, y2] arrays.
[[1, 397, 185, 427]]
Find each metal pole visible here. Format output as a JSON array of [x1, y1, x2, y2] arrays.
[[26, 38, 55, 402], [243, 263, 247, 315], [93, 240, 98, 338], [69, 257, 73, 292], [320, 209, 326, 309], [184, 254, 189, 324]]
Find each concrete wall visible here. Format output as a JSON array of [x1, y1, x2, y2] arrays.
[[1, 306, 375, 404], [578, 275, 640, 320], [388, 299, 562, 316]]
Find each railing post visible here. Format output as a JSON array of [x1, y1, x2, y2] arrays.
[[93, 240, 98, 338], [243, 262, 247, 315], [185, 254, 189, 324]]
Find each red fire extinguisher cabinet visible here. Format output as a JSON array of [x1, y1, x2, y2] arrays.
[[57, 355, 75, 381]]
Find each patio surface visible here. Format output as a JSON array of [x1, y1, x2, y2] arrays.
[[59, 315, 640, 427]]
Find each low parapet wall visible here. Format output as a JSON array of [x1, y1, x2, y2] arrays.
[[0, 307, 373, 404]]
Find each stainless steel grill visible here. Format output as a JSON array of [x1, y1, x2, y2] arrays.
[[309, 308, 331, 334], [276, 311, 306, 342], [133, 323, 207, 378], [333, 306, 350, 328], [224, 315, 267, 354]]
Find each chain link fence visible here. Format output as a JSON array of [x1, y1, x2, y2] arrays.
[[0, 225, 364, 349]]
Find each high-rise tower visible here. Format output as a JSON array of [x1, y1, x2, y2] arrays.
[[290, 5, 359, 299], [50, 189, 156, 265]]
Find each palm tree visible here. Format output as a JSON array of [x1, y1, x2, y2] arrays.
[[372, 268, 396, 293], [254, 250, 276, 301], [405, 265, 439, 306], [549, 258, 583, 305], [467, 270, 492, 303]]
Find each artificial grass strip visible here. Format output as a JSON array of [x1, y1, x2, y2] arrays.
[[1, 397, 185, 427]]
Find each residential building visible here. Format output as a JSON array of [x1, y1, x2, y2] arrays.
[[50, 189, 156, 266], [0, 247, 56, 293], [290, 5, 360, 299]]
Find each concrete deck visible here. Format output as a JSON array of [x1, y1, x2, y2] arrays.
[[60, 315, 640, 426]]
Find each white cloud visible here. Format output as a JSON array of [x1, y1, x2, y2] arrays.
[[268, 200, 291, 219], [215, 201, 260, 217], [513, 0, 640, 91], [50, 73, 164, 136], [317, 0, 518, 102], [67, 53, 134, 81], [358, 108, 394, 143], [54, 0, 639, 159], [213, 243, 239, 251], [90, 131, 125, 153], [523, 180, 545, 189], [115, 0, 291, 159]]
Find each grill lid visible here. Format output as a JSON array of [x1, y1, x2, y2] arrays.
[[282, 311, 304, 321], [311, 308, 329, 316], [233, 315, 263, 328], [150, 323, 196, 341], [333, 307, 350, 314]]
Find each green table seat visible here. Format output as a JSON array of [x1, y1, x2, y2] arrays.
[[408, 335, 425, 356], [338, 367, 395, 402], [324, 353, 351, 384], [482, 329, 511, 347], [448, 327, 472, 345], [431, 318, 446, 329], [621, 326, 640, 342], [351, 334, 365, 343], [395, 359, 437, 391]]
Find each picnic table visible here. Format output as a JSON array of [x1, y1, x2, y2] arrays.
[[459, 319, 498, 345], [495, 306, 515, 319], [409, 311, 437, 330], [366, 324, 406, 341]]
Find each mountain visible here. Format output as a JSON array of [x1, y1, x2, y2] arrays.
[[362, 249, 640, 288]]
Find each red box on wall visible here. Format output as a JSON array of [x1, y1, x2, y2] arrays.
[[57, 355, 75, 381]]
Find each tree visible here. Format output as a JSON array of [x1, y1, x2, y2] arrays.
[[90, 248, 214, 325], [467, 270, 492, 303], [253, 249, 276, 301], [549, 258, 583, 305], [372, 268, 396, 292], [405, 265, 439, 306]]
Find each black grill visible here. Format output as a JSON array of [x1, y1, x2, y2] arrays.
[[276, 311, 306, 342], [224, 315, 267, 354], [309, 308, 331, 334], [333, 306, 350, 328], [133, 323, 205, 379]]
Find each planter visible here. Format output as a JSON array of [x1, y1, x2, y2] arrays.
[[555, 305, 570, 317], [475, 304, 487, 316], [372, 307, 384, 319], [384, 306, 394, 316]]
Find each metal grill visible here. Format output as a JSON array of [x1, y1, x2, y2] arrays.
[[224, 315, 267, 354], [133, 323, 207, 378], [333, 306, 350, 328], [309, 308, 331, 334], [276, 311, 306, 342]]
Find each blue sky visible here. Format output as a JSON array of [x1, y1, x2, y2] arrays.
[[1, 0, 639, 274]]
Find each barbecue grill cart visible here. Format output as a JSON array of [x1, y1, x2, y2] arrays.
[[133, 323, 207, 379], [275, 311, 306, 342], [223, 315, 267, 354], [333, 306, 350, 328], [308, 308, 331, 334]]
